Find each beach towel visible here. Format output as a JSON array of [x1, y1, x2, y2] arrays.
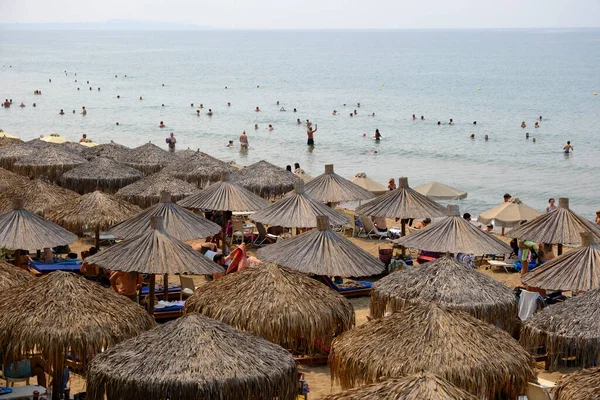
[[518, 289, 543, 321]]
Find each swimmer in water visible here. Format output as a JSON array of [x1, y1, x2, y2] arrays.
[[364, 151, 378, 155], [293, 108, 297, 112], [332, 110, 337, 115], [521, 121, 526, 128], [159, 121, 165, 128], [140, 96, 143, 100], [117, 95, 120, 99], [196, 110, 200, 116], [207, 109, 213, 116], [116, 122, 119, 126], [77, 88, 80, 91], [526, 132, 530, 139], [484, 134, 489, 141], [255, 124, 259, 130], [59, 109, 65, 115], [306, 124, 317, 146], [374, 129, 382, 141], [72, 110, 76, 114], [280, 107, 286, 111], [357, 103, 361, 107], [563, 141, 574, 154], [448, 118, 454, 125], [350, 113, 353, 117], [371, 113, 375, 116], [191, 103, 194, 107], [535, 122, 539, 128], [227, 140, 234, 148], [19, 102, 25, 107], [437, 121, 441, 125], [412, 114, 416, 120], [33, 103, 36, 107], [240, 131, 249, 150], [473, 121, 477, 125], [98, 87, 100, 91], [470, 134, 475, 139], [353, 109, 357, 115], [162, 104, 165, 107], [268, 124, 274, 131], [255, 106, 261, 112], [81, 106, 87, 115], [276, 101, 280, 105], [421, 115, 424, 120], [227, 102, 231, 106], [539, 116, 542, 121], [199, 104, 203, 109], [532, 138, 536, 143], [89, 87, 92, 91], [297, 119, 301, 124]]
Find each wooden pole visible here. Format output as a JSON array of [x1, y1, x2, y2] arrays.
[[557, 243, 563, 256], [221, 212, 227, 254], [95, 226, 100, 249], [400, 219, 406, 257], [149, 274, 156, 317], [163, 274, 169, 301]]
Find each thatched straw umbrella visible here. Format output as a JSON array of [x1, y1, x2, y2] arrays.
[[45, 191, 141, 248], [319, 372, 478, 400], [257, 216, 385, 277], [175, 147, 198, 158], [0, 167, 28, 191], [115, 172, 200, 208], [82, 141, 130, 161], [0, 139, 48, 170], [0, 198, 77, 250], [329, 302, 535, 399], [370, 257, 517, 332], [117, 142, 173, 175], [520, 287, 600, 370], [184, 262, 355, 353], [0, 178, 80, 216], [111, 191, 221, 241], [478, 197, 541, 229], [393, 204, 512, 255], [60, 157, 143, 194], [0, 271, 156, 399], [508, 198, 600, 255], [231, 160, 301, 199], [0, 135, 22, 147], [304, 164, 374, 203], [86, 313, 298, 400], [87, 217, 224, 313], [522, 232, 600, 292], [0, 260, 33, 291], [12, 145, 87, 180], [414, 181, 468, 200], [251, 181, 348, 228], [350, 172, 387, 196], [553, 367, 600, 400], [162, 150, 233, 187]]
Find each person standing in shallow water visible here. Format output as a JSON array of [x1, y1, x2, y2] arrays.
[[166, 132, 176, 153], [307, 124, 317, 146]]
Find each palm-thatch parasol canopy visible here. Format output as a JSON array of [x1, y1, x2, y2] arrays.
[[257, 216, 385, 277], [116, 172, 201, 208], [304, 164, 374, 203], [0, 199, 77, 250], [553, 367, 600, 400], [111, 192, 221, 240], [508, 198, 600, 247], [370, 257, 517, 332], [478, 197, 541, 228], [522, 232, 600, 292], [45, 191, 141, 248], [356, 177, 446, 219], [175, 148, 198, 158], [520, 287, 600, 370], [178, 176, 270, 212], [231, 160, 301, 199], [0, 167, 28, 191], [0, 178, 80, 216], [0, 271, 155, 399], [329, 302, 535, 399], [394, 204, 512, 255], [117, 142, 173, 175], [60, 157, 143, 194], [12, 145, 87, 179], [0, 139, 48, 170], [162, 150, 233, 187], [0, 131, 21, 142], [414, 181, 468, 200], [86, 313, 298, 400], [82, 141, 130, 161], [0, 260, 33, 291], [184, 262, 355, 354], [250, 181, 348, 228], [319, 372, 478, 400], [350, 172, 387, 196]]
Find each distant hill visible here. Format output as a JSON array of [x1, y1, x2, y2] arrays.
[[0, 20, 212, 30]]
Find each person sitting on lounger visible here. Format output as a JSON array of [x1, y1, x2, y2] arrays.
[[371, 216, 387, 232], [412, 218, 431, 229]]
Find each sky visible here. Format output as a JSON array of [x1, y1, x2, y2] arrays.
[[1, 0, 599, 29]]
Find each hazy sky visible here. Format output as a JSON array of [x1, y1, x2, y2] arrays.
[[1, 0, 599, 29]]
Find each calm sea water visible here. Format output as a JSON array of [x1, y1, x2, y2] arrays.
[[1, 29, 599, 218]]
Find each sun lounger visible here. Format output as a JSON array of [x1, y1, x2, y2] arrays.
[[359, 215, 388, 240], [316, 275, 373, 297], [30, 259, 81, 273], [525, 382, 552, 400], [416, 251, 442, 264], [487, 260, 516, 273], [140, 284, 181, 295], [83, 231, 118, 245], [253, 222, 280, 246], [153, 301, 185, 320]]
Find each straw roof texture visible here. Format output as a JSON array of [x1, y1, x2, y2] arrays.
[[0, 140, 48, 170], [319, 372, 478, 400], [60, 141, 87, 154], [45, 191, 141, 232], [0, 200, 78, 250], [507, 198, 600, 245], [520, 287, 600, 370], [60, 157, 143, 194], [117, 142, 173, 174], [111, 192, 221, 240], [82, 141, 130, 160], [231, 160, 301, 199], [478, 197, 541, 228], [257, 216, 385, 277], [87, 218, 224, 275], [413, 181, 468, 200], [356, 177, 446, 219], [553, 367, 600, 400], [251, 182, 348, 228], [86, 313, 298, 400], [0, 167, 28, 191], [370, 257, 517, 333], [350, 173, 387, 196], [162, 151, 233, 187], [12, 145, 87, 179], [184, 263, 355, 353], [175, 148, 198, 158], [0, 271, 155, 391], [178, 179, 270, 212], [115, 172, 200, 208], [304, 164, 374, 203], [0, 260, 33, 291], [394, 205, 512, 255], [522, 232, 600, 292], [0, 178, 80, 216], [329, 302, 535, 399]]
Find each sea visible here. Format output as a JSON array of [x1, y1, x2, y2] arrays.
[[1, 29, 599, 219]]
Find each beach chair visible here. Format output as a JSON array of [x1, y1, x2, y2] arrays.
[[253, 222, 280, 246], [316, 275, 373, 298], [525, 382, 552, 400], [231, 219, 252, 244], [341, 211, 357, 237], [179, 275, 198, 300], [359, 215, 388, 240], [1, 356, 30, 387]]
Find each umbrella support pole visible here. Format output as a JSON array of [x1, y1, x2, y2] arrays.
[[557, 244, 563, 256], [163, 274, 169, 301], [15, 249, 21, 268], [51, 364, 62, 400], [148, 274, 156, 317], [401, 220, 407, 257], [95, 226, 100, 249], [221, 214, 227, 254]]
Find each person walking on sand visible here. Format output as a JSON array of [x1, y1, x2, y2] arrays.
[[307, 124, 317, 146], [240, 131, 249, 150], [166, 132, 176, 153], [563, 141, 574, 154]]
